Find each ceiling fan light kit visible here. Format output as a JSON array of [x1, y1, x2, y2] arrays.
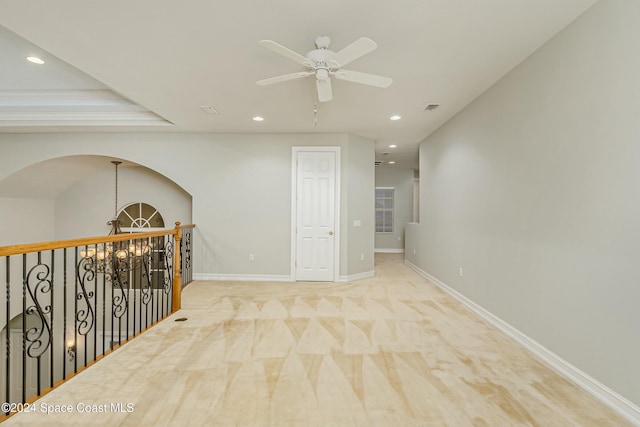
[[257, 36, 392, 102]]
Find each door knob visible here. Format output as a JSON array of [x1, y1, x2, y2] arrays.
[[328, 231, 334, 236]]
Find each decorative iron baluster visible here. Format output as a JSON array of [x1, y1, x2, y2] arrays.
[[49, 250, 54, 391], [156, 236, 163, 321], [75, 257, 96, 359], [146, 248, 154, 325], [24, 263, 53, 349], [182, 229, 192, 287], [101, 250, 106, 356], [111, 256, 129, 320], [25, 254, 52, 397], [73, 250, 78, 372], [140, 253, 152, 329], [22, 254, 27, 403], [132, 242, 138, 337], [92, 248, 97, 363], [111, 251, 130, 347], [163, 239, 174, 314]]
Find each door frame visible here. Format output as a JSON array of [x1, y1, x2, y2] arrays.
[[291, 146, 341, 282]]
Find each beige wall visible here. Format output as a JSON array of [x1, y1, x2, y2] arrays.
[[55, 165, 192, 239], [374, 167, 414, 251], [344, 134, 375, 277], [0, 198, 55, 246], [0, 132, 375, 279], [408, 0, 640, 407]]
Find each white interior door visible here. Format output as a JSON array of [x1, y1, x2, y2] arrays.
[[295, 149, 338, 281]]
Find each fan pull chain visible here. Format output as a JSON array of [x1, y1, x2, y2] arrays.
[[313, 101, 318, 127]]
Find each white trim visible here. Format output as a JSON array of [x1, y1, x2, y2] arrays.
[[0, 89, 136, 104], [290, 149, 297, 282], [193, 273, 292, 282], [0, 90, 171, 127], [291, 146, 341, 282], [338, 271, 375, 282], [404, 259, 640, 426], [374, 248, 405, 253]]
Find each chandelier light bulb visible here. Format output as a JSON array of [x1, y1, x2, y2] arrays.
[[116, 249, 128, 260]]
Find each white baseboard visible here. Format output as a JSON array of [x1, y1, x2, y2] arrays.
[[374, 248, 405, 253], [194, 271, 376, 283], [193, 273, 292, 282], [404, 259, 640, 426], [338, 271, 375, 282]]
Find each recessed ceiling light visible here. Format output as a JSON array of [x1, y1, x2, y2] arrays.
[[252, 116, 264, 122], [388, 161, 396, 164], [26, 56, 45, 65], [388, 144, 397, 148], [389, 115, 401, 121]]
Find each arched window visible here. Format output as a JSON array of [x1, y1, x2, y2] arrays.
[[117, 202, 165, 231], [117, 203, 166, 290]]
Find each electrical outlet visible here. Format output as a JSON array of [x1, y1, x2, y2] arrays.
[[459, 267, 464, 277], [360, 253, 364, 261], [397, 236, 401, 241], [413, 248, 416, 256], [249, 254, 254, 262]]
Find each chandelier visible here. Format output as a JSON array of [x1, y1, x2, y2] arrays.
[[79, 160, 150, 263]]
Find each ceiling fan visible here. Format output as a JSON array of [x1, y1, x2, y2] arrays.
[[256, 36, 392, 102]]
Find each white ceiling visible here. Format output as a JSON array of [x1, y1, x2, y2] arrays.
[[0, 0, 597, 169]]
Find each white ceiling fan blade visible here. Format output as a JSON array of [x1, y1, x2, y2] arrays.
[[257, 71, 314, 86], [316, 79, 333, 102], [333, 69, 392, 88], [329, 37, 377, 68], [259, 40, 309, 65]]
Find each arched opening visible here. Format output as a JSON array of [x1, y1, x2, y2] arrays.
[[0, 155, 192, 243]]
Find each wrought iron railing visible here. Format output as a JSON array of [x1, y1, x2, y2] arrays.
[[0, 222, 194, 420], [180, 224, 194, 288]]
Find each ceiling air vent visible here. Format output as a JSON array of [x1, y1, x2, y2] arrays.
[[374, 160, 383, 166], [200, 106, 219, 115], [424, 104, 440, 111]]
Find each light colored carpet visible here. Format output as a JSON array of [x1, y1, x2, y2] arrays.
[[4, 254, 630, 426]]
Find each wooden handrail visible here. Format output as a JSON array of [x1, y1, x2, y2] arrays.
[[1, 228, 176, 257]]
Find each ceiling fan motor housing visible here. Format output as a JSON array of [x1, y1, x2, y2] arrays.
[[306, 48, 334, 69]]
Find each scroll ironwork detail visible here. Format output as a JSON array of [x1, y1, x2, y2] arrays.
[[163, 240, 174, 296], [111, 255, 130, 319], [75, 257, 96, 337], [24, 263, 53, 359]]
